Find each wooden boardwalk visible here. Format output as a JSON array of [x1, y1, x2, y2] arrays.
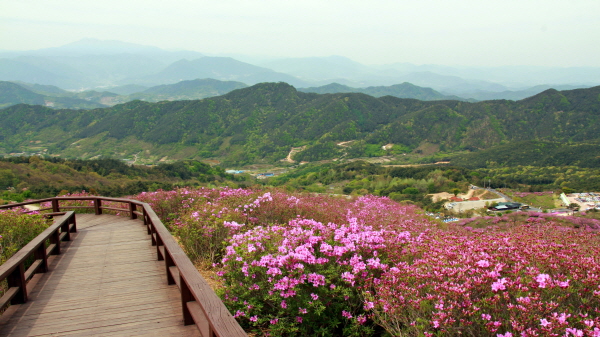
[[0, 214, 201, 336]]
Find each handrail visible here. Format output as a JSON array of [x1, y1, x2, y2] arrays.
[[0, 197, 246, 337], [0, 211, 76, 310]]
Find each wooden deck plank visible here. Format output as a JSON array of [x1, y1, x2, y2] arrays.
[[0, 213, 201, 337]]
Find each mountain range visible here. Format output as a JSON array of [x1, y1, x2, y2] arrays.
[[1, 39, 598, 100], [1, 83, 599, 166], [0, 79, 251, 109], [1, 79, 474, 109], [298, 82, 469, 101]]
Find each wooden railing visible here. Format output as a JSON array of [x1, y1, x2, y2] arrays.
[[0, 211, 76, 310], [0, 197, 246, 337]]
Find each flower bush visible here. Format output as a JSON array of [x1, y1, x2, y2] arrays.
[[124, 187, 600, 336], [213, 194, 433, 336], [0, 208, 48, 264], [0, 208, 49, 300], [372, 222, 600, 336]]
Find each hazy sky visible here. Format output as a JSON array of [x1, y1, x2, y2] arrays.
[[2, 0, 599, 67]]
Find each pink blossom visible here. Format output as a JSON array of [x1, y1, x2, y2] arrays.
[[535, 273, 551, 288], [491, 278, 508, 292], [476, 260, 491, 268]]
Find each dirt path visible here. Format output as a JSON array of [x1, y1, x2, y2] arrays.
[[430, 189, 476, 202], [283, 146, 306, 163]]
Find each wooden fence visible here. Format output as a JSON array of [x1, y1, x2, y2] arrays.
[[0, 197, 246, 337]]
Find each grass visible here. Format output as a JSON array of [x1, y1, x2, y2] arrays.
[[500, 189, 557, 209]]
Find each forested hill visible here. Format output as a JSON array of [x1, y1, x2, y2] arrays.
[[298, 82, 468, 101], [1, 82, 599, 164]]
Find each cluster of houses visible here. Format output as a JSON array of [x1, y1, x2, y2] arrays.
[[225, 170, 275, 180]]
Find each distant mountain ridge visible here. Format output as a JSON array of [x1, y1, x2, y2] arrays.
[[126, 78, 248, 102], [2, 39, 598, 96], [133, 57, 309, 87], [299, 82, 470, 101], [2, 79, 473, 109], [0, 81, 107, 109], [1, 83, 599, 165], [0, 79, 250, 109]]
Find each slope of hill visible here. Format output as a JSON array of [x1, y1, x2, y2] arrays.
[[105, 84, 149, 95], [134, 57, 308, 87], [260, 56, 374, 82], [12, 82, 69, 95], [0, 81, 107, 109], [299, 82, 469, 101], [1, 83, 599, 165], [448, 140, 600, 168], [457, 84, 594, 101], [3, 79, 250, 108], [0, 39, 205, 89], [126, 78, 248, 102], [0, 156, 235, 200], [0, 81, 46, 107]]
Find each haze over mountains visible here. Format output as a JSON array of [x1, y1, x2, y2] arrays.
[[0, 79, 473, 110], [1, 39, 598, 102], [2, 38, 600, 168]]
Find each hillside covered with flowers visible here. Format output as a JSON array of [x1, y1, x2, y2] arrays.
[[122, 187, 600, 336]]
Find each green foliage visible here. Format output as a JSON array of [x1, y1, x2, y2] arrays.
[[3, 83, 600, 165], [450, 140, 600, 168], [299, 82, 466, 101], [0, 210, 49, 264], [0, 209, 50, 303], [476, 165, 600, 192], [267, 161, 463, 212], [0, 156, 236, 199]]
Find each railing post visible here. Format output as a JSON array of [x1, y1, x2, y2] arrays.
[[7, 263, 27, 304], [145, 212, 151, 235], [61, 220, 71, 241], [51, 199, 60, 212], [142, 207, 148, 226], [50, 229, 61, 255], [70, 214, 77, 233], [180, 276, 194, 325], [94, 198, 102, 215], [34, 242, 49, 274], [150, 224, 157, 246], [165, 250, 175, 285], [130, 202, 137, 220], [156, 234, 164, 261]]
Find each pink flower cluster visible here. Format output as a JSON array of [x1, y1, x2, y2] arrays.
[[217, 193, 431, 335], [123, 187, 600, 336], [373, 219, 600, 336], [513, 191, 554, 198]]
